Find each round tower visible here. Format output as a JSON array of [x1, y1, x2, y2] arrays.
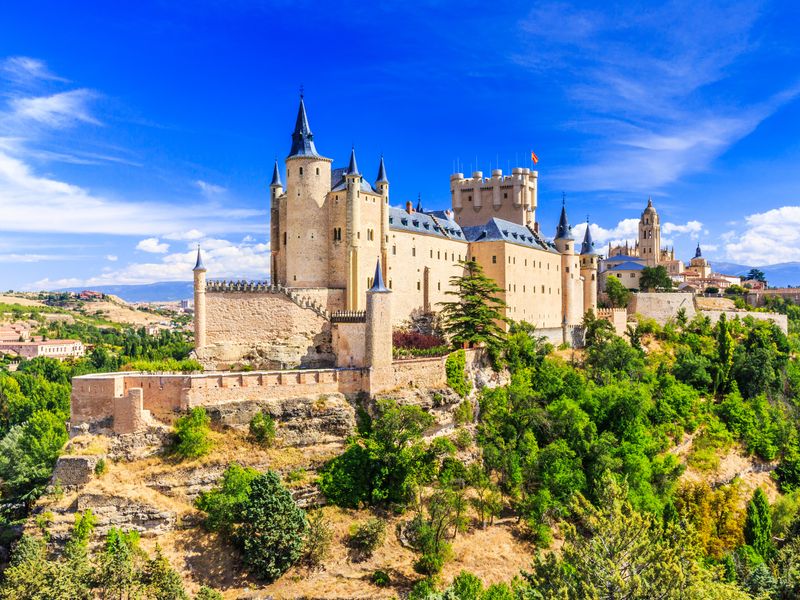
[[192, 246, 207, 350], [269, 160, 284, 284], [579, 219, 598, 314], [284, 94, 333, 287], [554, 196, 576, 337], [345, 147, 362, 310], [365, 259, 393, 394], [375, 156, 389, 283]]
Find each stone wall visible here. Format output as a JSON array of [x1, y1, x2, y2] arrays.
[[331, 320, 367, 368], [628, 292, 696, 325], [597, 308, 628, 336], [703, 310, 788, 333], [200, 290, 334, 369]]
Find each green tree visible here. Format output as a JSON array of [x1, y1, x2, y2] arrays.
[[744, 487, 773, 560], [438, 259, 507, 351], [604, 275, 631, 308], [714, 313, 735, 394], [95, 528, 146, 599], [195, 463, 259, 534], [639, 265, 674, 291], [235, 471, 307, 581], [173, 407, 213, 459], [746, 268, 766, 282], [143, 545, 188, 599]]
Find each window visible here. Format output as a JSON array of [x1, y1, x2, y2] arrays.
[[367, 229, 374, 241], [468, 195, 472, 201], [566, 267, 569, 273], [299, 167, 303, 175], [283, 232, 287, 246], [368, 277, 373, 287], [437, 282, 441, 291], [333, 228, 342, 241], [504, 192, 508, 199], [492, 255, 497, 264], [412, 247, 416, 257], [389, 279, 393, 289], [357, 232, 361, 239], [438, 251, 441, 259], [417, 281, 421, 290], [430, 249, 434, 258], [316, 167, 320, 175], [392, 245, 396, 255]]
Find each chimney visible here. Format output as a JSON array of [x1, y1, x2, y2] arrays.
[[533, 222, 540, 234], [406, 201, 414, 214]]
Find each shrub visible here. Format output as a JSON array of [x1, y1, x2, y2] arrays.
[[349, 518, 386, 559], [446, 350, 471, 398], [173, 407, 213, 459], [414, 550, 447, 576], [453, 427, 473, 451], [195, 463, 259, 534], [301, 510, 332, 568], [94, 458, 107, 477], [453, 400, 474, 426], [450, 570, 483, 598], [195, 587, 224, 600], [236, 471, 308, 581], [121, 358, 202, 373], [393, 330, 446, 350], [409, 578, 438, 600], [249, 410, 276, 446], [371, 569, 391, 587]]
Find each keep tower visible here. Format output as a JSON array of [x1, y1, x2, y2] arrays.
[[639, 197, 661, 267]]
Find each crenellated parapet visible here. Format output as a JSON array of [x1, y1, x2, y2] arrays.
[[205, 281, 330, 320]]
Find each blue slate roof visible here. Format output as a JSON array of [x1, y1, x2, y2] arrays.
[[554, 201, 574, 240], [388, 207, 466, 240], [346, 147, 360, 176], [580, 222, 596, 255], [331, 167, 377, 193], [375, 156, 388, 184], [608, 261, 645, 272], [288, 96, 321, 158], [193, 246, 206, 272], [270, 160, 282, 187], [369, 259, 389, 293], [606, 254, 643, 262], [462, 217, 557, 252]]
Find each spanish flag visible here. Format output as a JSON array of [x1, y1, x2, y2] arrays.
[[531, 150, 539, 164]]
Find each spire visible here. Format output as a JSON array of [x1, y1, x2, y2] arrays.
[[346, 146, 360, 176], [416, 193, 423, 213], [270, 160, 282, 187], [375, 155, 388, 184], [369, 258, 389, 293], [695, 243, 702, 258], [288, 94, 320, 158], [580, 218, 595, 255], [193, 245, 206, 272], [647, 196, 653, 208], [555, 192, 574, 240]]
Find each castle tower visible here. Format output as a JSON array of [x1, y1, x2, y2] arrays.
[[375, 156, 390, 283], [579, 219, 598, 314], [192, 246, 207, 350], [450, 167, 537, 228], [639, 197, 661, 267], [365, 259, 392, 394], [345, 147, 363, 310], [554, 196, 578, 335], [284, 94, 333, 287], [689, 243, 711, 278], [269, 160, 283, 283]]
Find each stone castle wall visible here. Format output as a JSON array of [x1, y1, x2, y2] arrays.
[[703, 310, 788, 333], [200, 289, 334, 369], [597, 308, 628, 336], [628, 292, 697, 325], [70, 350, 484, 431]]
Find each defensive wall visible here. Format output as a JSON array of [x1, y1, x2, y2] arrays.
[[70, 350, 483, 434], [596, 308, 628, 337], [628, 292, 787, 333], [746, 288, 800, 307]]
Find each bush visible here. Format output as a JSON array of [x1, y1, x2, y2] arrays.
[[393, 330, 446, 350], [236, 471, 308, 581], [446, 350, 471, 398], [195, 587, 224, 600], [453, 399, 474, 426], [371, 569, 391, 587], [453, 427, 473, 451], [414, 549, 447, 575], [94, 458, 107, 477], [249, 411, 276, 446], [349, 517, 386, 559], [195, 463, 259, 534], [121, 358, 202, 373], [173, 407, 213, 459], [301, 510, 332, 568]]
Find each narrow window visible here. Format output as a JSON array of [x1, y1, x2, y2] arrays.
[[316, 167, 320, 175], [392, 245, 396, 255], [492, 255, 497, 264], [299, 167, 303, 175], [412, 247, 416, 257]]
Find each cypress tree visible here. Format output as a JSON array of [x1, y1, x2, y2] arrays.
[[744, 487, 773, 559]]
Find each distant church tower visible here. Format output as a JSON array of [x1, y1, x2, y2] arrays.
[[639, 197, 661, 267]]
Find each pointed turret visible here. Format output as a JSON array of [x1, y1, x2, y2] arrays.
[[695, 243, 702, 258], [346, 146, 360, 176], [288, 94, 319, 158], [369, 259, 389, 293], [554, 195, 574, 240], [270, 160, 282, 188], [375, 155, 388, 184], [416, 193, 423, 213], [193, 245, 206, 272], [580, 219, 596, 255]]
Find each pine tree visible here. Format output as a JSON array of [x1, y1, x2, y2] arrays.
[[438, 259, 507, 351], [715, 313, 734, 394], [744, 487, 773, 560]]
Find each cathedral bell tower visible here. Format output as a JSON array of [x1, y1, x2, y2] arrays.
[[638, 197, 661, 267]]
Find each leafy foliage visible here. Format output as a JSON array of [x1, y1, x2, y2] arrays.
[[249, 410, 276, 446], [173, 407, 213, 459], [446, 350, 471, 398]]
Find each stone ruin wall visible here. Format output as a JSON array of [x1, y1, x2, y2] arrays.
[[703, 309, 788, 333], [628, 292, 697, 325], [200, 289, 335, 370], [597, 308, 628, 337]]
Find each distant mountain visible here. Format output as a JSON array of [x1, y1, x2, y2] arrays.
[[712, 261, 800, 287], [58, 281, 194, 303]]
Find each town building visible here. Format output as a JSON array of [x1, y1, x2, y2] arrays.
[[0, 339, 85, 360]]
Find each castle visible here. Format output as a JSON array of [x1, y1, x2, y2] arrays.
[[192, 95, 598, 371]]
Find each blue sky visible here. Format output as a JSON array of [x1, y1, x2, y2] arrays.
[[1, 0, 800, 290]]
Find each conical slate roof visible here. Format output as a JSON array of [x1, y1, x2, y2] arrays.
[[695, 243, 702, 258], [580, 221, 596, 255], [193, 246, 206, 272], [554, 197, 574, 240], [288, 95, 320, 158], [375, 155, 388, 184], [270, 160, 282, 187], [369, 259, 389, 293], [346, 147, 360, 176]]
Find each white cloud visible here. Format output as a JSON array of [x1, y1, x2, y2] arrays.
[[136, 237, 169, 254], [8, 90, 99, 128], [106, 254, 118, 261], [725, 206, 800, 264], [0, 253, 72, 263], [663, 220, 703, 237], [29, 237, 270, 288], [0, 56, 66, 84], [195, 180, 226, 196], [164, 229, 205, 241]]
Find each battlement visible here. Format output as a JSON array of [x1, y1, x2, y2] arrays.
[[330, 310, 366, 323], [205, 281, 331, 320], [450, 167, 538, 228]]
